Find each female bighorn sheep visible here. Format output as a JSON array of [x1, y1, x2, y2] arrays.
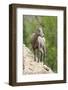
[[31, 27, 46, 63]]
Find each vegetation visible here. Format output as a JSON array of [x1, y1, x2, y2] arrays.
[[23, 15, 57, 73]]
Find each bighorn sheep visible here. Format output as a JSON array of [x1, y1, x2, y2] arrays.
[[31, 27, 46, 63]]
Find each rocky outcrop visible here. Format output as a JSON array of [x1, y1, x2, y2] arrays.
[[23, 44, 53, 74]]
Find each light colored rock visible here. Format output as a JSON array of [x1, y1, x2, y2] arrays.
[[23, 44, 53, 74]]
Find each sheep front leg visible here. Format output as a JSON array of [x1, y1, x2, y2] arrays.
[[43, 47, 46, 64], [40, 51, 43, 63]]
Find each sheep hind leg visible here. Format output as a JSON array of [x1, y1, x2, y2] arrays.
[[34, 50, 36, 62], [37, 50, 40, 63]]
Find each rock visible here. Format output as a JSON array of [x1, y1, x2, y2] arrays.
[[23, 44, 53, 74]]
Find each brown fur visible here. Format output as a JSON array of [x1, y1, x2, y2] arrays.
[[31, 28, 45, 63]]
